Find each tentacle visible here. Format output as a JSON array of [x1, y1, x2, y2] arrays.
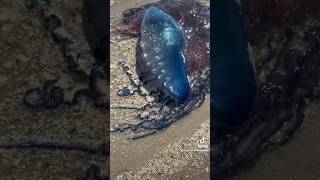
[[0, 139, 108, 155], [111, 70, 210, 139]]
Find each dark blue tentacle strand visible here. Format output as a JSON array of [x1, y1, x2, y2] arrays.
[[212, 0, 256, 127]]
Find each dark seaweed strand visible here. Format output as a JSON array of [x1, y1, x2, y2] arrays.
[[0, 139, 108, 156], [111, 70, 210, 139]]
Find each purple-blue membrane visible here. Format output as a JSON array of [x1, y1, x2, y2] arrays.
[[136, 7, 190, 103], [212, 0, 256, 127]]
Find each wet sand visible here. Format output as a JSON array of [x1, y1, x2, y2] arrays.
[[111, 98, 210, 179], [232, 101, 320, 180]]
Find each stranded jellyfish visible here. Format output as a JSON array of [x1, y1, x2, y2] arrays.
[[112, 0, 210, 137]]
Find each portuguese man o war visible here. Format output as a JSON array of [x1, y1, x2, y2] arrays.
[[137, 7, 190, 103], [212, 0, 256, 127], [112, 0, 210, 138]]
